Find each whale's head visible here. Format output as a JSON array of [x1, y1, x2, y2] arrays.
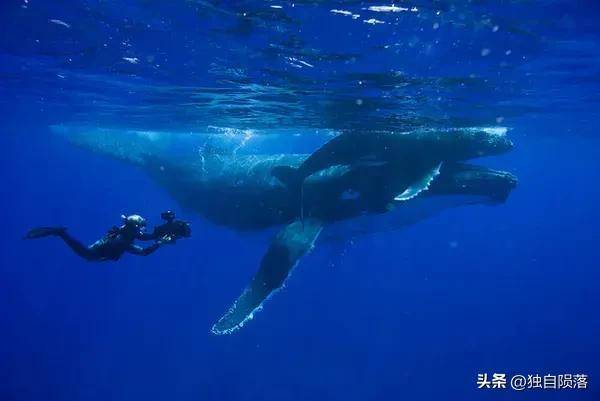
[[438, 127, 513, 161], [415, 127, 514, 161], [429, 162, 517, 203]]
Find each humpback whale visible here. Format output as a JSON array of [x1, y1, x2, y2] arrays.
[[52, 125, 517, 334]]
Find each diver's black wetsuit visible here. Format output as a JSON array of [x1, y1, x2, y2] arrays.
[[25, 225, 161, 262]]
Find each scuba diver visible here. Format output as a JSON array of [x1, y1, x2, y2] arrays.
[[24, 212, 191, 262]]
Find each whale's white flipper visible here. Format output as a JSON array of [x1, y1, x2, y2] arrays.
[[394, 163, 442, 201], [211, 219, 323, 335]]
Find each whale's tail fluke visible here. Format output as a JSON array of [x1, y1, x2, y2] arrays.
[[211, 218, 323, 335]]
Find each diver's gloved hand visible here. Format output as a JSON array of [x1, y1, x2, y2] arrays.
[[157, 234, 175, 245]]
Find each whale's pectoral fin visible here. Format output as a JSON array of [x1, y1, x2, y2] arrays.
[[211, 219, 323, 335], [394, 162, 443, 201]]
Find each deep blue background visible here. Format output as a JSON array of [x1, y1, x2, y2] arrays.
[[2, 114, 599, 401], [2, 1, 600, 400]]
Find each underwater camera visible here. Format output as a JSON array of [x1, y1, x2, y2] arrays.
[[156, 211, 192, 240]]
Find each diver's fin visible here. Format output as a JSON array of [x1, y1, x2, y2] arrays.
[[272, 165, 302, 188], [24, 226, 66, 239], [394, 162, 442, 201], [211, 218, 323, 335]]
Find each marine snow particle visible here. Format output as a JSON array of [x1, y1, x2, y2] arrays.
[[49, 19, 71, 28]]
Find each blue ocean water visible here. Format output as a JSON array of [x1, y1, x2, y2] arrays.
[[1, 1, 599, 400]]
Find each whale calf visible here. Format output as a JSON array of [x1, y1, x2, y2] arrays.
[[272, 127, 513, 193]]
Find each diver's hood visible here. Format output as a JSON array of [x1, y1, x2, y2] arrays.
[[121, 214, 147, 228]]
